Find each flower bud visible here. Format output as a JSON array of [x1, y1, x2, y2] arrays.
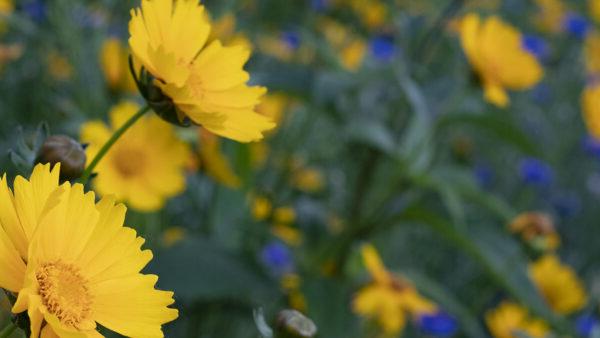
[[276, 309, 317, 338], [35, 135, 86, 181]]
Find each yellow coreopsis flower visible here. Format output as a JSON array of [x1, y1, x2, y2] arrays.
[[349, 0, 387, 29], [198, 129, 241, 189], [529, 255, 587, 314], [100, 37, 137, 93], [581, 83, 600, 138], [534, 0, 566, 33], [353, 244, 436, 334], [486, 301, 549, 338], [459, 14, 543, 108], [252, 196, 272, 221], [81, 101, 191, 212], [0, 163, 178, 337], [129, 0, 274, 142]]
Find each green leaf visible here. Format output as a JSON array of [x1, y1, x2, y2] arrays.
[[346, 120, 396, 155]]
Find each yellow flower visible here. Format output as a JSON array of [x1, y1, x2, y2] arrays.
[[485, 301, 549, 338], [340, 39, 366, 71], [534, 0, 566, 33], [208, 13, 252, 50], [129, 0, 274, 142], [353, 244, 436, 334], [508, 212, 560, 251], [292, 167, 324, 193], [162, 226, 186, 247], [585, 31, 600, 77], [593, 0, 600, 24], [0, 163, 177, 337], [99, 37, 137, 93], [0, 0, 13, 34], [252, 196, 272, 221], [350, 0, 387, 29], [256, 94, 288, 127], [47, 51, 73, 81], [582, 83, 600, 139], [529, 255, 587, 314], [271, 225, 303, 246], [81, 101, 191, 212], [459, 14, 543, 108], [273, 206, 296, 224], [198, 129, 241, 189]]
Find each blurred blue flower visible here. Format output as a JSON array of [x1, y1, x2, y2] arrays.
[[552, 193, 581, 218], [562, 13, 590, 39], [21, 0, 46, 22], [583, 136, 600, 159], [576, 314, 600, 337], [369, 34, 395, 62], [260, 241, 294, 276], [522, 35, 549, 61], [418, 312, 458, 337], [473, 163, 494, 189], [519, 158, 554, 187], [311, 0, 330, 11], [282, 31, 301, 50]]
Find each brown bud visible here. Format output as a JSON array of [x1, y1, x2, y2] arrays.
[[36, 135, 86, 181]]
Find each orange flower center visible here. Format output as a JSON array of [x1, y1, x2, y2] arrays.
[[36, 261, 92, 328], [113, 147, 146, 177]]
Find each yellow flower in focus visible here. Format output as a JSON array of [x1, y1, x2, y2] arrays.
[[0, 163, 177, 337], [529, 255, 587, 314], [162, 226, 186, 247], [353, 244, 437, 334], [271, 225, 303, 247], [129, 0, 274, 142], [100, 37, 137, 93], [47, 51, 73, 81], [198, 129, 241, 189], [459, 14, 543, 108], [582, 83, 600, 139], [534, 0, 566, 33], [81, 101, 191, 212], [252, 196, 272, 221], [486, 301, 549, 338]]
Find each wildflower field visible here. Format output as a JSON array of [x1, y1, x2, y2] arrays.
[[1, 0, 600, 337]]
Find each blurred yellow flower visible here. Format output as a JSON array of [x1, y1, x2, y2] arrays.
[[353, 244, 436, 334], [529, 255, 587, 314], [81, 101, 191, 212], [257, 94, 288, 127], [508, 212, 560, 251], [592, 0, 600, 24], [129, 0, 274, 142], [272, 225, 303, 246], [47, 51, 73, 81], [292, 167, 324, 193], [0, 0, 12, 34], [534, 0, 566, 33], [209, 13, 252, 50], [340, 39, 366, 71], [581, 83, 600, 139], [100, 37, 137, 93], [585, 31, 600, 76], [486, 301, 549, 338], [459, 14, 543, 108], [0, 163, 178, 337], [198, 129, 241, 189], [252, 196, 272, 221], [350, 0, 387, 29], [274, 206, 296, 224], [162, 226, 186, 247]]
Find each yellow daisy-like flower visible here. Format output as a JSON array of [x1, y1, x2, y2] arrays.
[[529, 255, 587, 314], [459, 14, 543, 108], [129, 0, 274, 142], [0, 163, 177, 337], [485, 301, 549, 338], [508, 212, 560, 251], [100, 37, 137, 93], [353, 244, 436, 334], [81, 101, 191, 212], [533, 0, 566, 33], [581, 83, 600, 139]]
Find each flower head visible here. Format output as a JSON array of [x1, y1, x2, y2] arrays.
[[582, 83, 600, 139], [81, 101, 191, 212], [418, 312, 459, 337], [128, 0, 274, 142], [563, 13, 590, 39], [485, 301, 549, 338], [369, 34, 395, 62], [100, 37, 137, 93], [518, 157, 554, 187], [459, 14, 543, 107], [0, 163, 177, 337], [529, 255, 587, 314]]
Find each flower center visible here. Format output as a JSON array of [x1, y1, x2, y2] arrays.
[[113, 147, 146, 177], [36, 261, 92, 328]]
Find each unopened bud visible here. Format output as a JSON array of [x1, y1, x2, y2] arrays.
[[36, 135, 86, 181], [276, 309, 317, 338]]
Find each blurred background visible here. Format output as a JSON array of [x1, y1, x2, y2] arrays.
[[2, 0, 600, 337]]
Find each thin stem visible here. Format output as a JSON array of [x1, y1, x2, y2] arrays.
[[79, 105, 151, 184], [0, 322, 17, 338]]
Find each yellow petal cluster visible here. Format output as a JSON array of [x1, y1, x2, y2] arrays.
[[533, 0, 566, 33], [0, 163, 177, 337], [581, 83, 600, 139], [485, 301, 549, 338], [353, 244, 436, 334], [529, 255, 587, 314], [129, 0, 274, 142], [100, 37, 137, 93], [459, 14, 543, 108], [81, 101, 191, 212]]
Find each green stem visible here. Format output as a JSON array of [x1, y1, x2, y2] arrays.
[[79, 105, 151, 185], [0, 322, 17, 338]]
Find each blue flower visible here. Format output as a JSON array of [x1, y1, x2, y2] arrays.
[[576, 314, 600, 337], [311, 0, 330, 11], [369, 34, 395, 62], [282, 31, 301, 50], [552, 193, 580, 218], [418, 312, 458, 337], [519, 158, 554, 187], [562, 13, 590, 39], [21, 0, 46, 22], [473, 163, 493, 189], [522, 35, 549, 61], [583, 136, 600, 159], [260, 242, 294, 276]]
